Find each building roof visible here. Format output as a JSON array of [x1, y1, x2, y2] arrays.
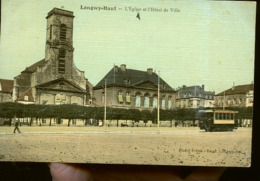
[[217, 84, 254, 96], [178, 85, 203, 92], [0, 79, 14, 93], [22, 59, 47, 73], [17, 88, 34, 102], [94, 65, 175, 92], [86, 99, 99, 106], [46, 8, 74, 19], [176, 85, 214, 99]]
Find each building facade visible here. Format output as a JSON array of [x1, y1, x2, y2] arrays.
[[175, 85, 215, 108], [0, 79, 14, 103], [93, 65, 177, 110], [215, 84, 254, 108], [12, 8, 90, 105]]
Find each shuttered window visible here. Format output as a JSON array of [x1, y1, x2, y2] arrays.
[[60, 24, 66, 41], [58, 49, 66, 74], [118, 95, 123, 103], [126, 93, 131, 103]]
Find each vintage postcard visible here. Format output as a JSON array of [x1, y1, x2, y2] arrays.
[[0, 0, 256, 167]]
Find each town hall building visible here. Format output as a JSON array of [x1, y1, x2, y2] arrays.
[[13, 8, 91, 105], [93, 64, 177, 110]]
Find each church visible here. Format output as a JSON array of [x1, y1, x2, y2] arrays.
[[13, 8, 91, 105]]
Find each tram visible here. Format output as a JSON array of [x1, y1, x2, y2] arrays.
[[198, 109, 238, 132]]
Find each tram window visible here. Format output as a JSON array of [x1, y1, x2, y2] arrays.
[[215, 113, 219, 120], [219, 113, 223, 120]]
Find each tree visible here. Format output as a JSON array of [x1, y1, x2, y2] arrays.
[[128, 109, 141, 126], [141, 110, 152, 127]]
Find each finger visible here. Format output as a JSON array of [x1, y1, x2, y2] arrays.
[[49, 163, 92, 181], [91, 167, 184, 181], [184, 167, 226, 181]]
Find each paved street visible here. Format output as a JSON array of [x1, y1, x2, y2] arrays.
[[0, 127, 252, 167]]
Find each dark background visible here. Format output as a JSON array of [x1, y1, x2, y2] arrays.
[[0, 1, 259, 180]]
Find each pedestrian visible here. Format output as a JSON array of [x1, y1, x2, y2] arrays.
[[13, 120, 21, 133]]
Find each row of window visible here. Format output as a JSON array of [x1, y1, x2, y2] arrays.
[[23, 95, 66, 103], [135, 96, 172, 109], [180, 93, 214, 99], [102, 93, 173, 109], [215, 113, 234, 120], [217, 98, 244, 105]]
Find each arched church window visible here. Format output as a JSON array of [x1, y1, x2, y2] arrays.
[[60, 24, 67, 41]]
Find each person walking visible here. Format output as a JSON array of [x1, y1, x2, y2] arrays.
[[13, 120, 21, 133]]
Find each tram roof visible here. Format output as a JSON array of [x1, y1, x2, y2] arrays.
[[198, 109, 237, 113]]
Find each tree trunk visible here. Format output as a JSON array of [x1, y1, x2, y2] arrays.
[[117, 120, 119, 127], [49, 118, 52, 126], [9, 118, 12, 127], [29, 117, 32, 126], [68, 119, 71, 127]]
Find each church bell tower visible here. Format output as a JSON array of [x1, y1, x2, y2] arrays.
[[45, 8, 74, 79]]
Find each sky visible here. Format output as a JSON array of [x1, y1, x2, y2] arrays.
[[0, 0, 256, 94]]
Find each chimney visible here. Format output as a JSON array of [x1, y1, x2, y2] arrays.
[[232, 82, 235, 91], [147, 68, 153, 75], [202, 84, 204, 90], [114, 65, 119, 73], [120, 64, 126, 72]]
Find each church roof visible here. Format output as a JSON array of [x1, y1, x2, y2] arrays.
[[22, 59, 47, 73], [35, 77, 86, 93], [216, 84, 254, 96], [94, 65, 175, 92], [17, 88, 34, 102], [0, 79, 14, 93]]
